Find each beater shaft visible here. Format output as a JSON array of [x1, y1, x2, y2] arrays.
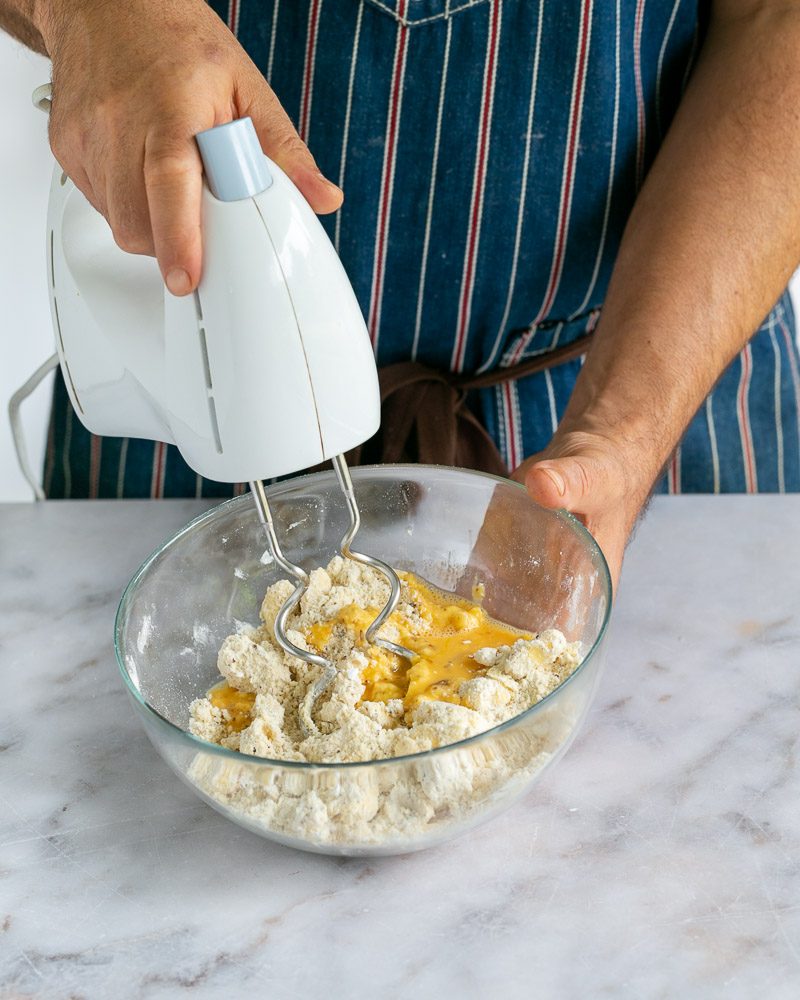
[[249, 479, 336, 737], [331, 455, 415, 662]]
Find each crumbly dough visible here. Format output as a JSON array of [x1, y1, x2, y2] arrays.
[[187, 556, 583, 848]]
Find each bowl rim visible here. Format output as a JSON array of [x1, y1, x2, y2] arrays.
[[114, 464, 612, 770]]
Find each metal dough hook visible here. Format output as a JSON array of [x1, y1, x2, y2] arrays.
[[331, 455, 416, 662], [250, 461, 414, 736], [250, 479, 336, 738]]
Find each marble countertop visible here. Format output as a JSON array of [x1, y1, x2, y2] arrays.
[[1, 496, 799, 999]]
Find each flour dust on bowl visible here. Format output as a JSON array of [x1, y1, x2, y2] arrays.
[[115, 466, 611, 856]]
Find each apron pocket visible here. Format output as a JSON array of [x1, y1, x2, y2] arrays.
[[364, 0, 491, 28]]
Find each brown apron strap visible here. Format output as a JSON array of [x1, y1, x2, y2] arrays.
[[451, 331, 593, 390], [353, 331, 593, 475]]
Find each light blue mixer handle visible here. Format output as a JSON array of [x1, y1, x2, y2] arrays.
[[195, 118, 272, 202]]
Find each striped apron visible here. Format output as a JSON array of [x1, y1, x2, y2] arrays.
[[44, 0, 800, 498]]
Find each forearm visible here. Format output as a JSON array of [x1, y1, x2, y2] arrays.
[[0, 0, 47, 53], [559, 1, 800, 496]]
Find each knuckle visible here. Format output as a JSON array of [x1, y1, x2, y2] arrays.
[[144, 149, 196, 186], [112, 229, 134, 254], [271, 131, 311, 162], [107, 186, 152, 253], [574, 459, 592, 497], [112, 222, 151, 255]]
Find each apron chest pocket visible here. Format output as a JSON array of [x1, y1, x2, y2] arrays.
[[364, 0, 491, 28]]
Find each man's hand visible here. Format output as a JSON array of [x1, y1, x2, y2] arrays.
[[37, 0, 342, 295], [511, 430, 649, 593], [513, 0, 800, 591]]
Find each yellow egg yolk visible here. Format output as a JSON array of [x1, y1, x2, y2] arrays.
[[209, 681, 256, 732], [308, 572, 531, 712], [207, 573, 531, 729]]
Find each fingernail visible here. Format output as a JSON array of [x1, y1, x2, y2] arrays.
[[543, 468, 566, 497], [166, 267, 191, 296]]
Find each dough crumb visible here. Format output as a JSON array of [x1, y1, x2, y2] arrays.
[[188, 560, 582, 847]]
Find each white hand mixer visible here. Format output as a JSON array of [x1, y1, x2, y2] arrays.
[[21, 87, 414, 733]]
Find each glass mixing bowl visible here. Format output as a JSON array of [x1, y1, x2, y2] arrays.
[[116, 466, 611, 856]]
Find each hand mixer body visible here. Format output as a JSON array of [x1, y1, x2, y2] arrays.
[[46, 127, 380, 483], [44, 115, 406, 736]]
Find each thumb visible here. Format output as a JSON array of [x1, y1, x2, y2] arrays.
[[523, 454, 617, 514]]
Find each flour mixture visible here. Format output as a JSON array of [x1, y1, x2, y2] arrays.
[[189, 556, 580, 763]]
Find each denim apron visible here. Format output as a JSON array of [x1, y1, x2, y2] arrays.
[[44, 0, 800, 497]]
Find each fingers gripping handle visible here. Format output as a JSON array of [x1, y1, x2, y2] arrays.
[[33, 87, 269, 202]]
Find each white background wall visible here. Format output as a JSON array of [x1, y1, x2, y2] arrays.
[[2, 32, 799, 502], [1, 36, 53, 501]]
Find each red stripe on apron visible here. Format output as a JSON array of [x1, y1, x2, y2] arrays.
[[367, 0, 409, 350], [89, 436, 102, 500], [451, 0, 503, 372], [227, 0, 240, 36], [151, 441, 167, 499], [299, 0, 323, 143], [667, 446, 681, 494]]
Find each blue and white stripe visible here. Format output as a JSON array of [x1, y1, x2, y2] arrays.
[[45, 0, 800, 497]]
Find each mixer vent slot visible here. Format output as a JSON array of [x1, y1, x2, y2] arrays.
[[195, 292, 221, 452], [198, 327, 213, 390], [207, 396, 223, 454], [49, 230, 55, 289]]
